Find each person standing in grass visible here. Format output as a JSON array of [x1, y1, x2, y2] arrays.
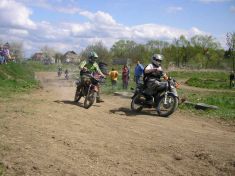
[[134, 60, 144, 85], [122, 64, 129, 89], [229, 71, 235, 88], [2, 43, 11, 64], [0, 45, 4, 64], [109, 68, 119, 90]]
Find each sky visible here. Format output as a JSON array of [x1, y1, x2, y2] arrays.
[[0, 0, 235, 57]]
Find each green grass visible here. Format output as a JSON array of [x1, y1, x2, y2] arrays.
[[179, 89, 235, 120], [168, 70, 228, 80], [22, 60, 78, 72], [168, 70, 232, 89], [167, 70, 235, 119], [22, 60, 59, 72], [0, 162, 4, 176], [185, 77, 229, 89], [0, 62, 39, 97]]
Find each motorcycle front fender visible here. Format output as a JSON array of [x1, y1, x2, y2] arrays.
[[167, 91, 178, 99]]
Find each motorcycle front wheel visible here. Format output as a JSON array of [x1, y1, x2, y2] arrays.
[[74, 86, 82, 102], [131, 94, 144, 112], [156, 94, 178, 117], [84, 90, 97, 109]]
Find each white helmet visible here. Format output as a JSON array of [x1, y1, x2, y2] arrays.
[[152, 54, 163, 66]]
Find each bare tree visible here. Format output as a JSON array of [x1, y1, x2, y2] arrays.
[[10, 41, 24, 61], [226, 32, 235, 71], [40, 45, 56, 59]]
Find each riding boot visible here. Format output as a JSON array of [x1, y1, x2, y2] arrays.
[[96, 91, 104, 103]]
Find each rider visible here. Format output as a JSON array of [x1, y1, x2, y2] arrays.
[[78, 51, 106, 103], [57, 66, 62, 76], [65, 69, 68, 74], [65, 69, 69, 78], [143, 54, 168, 105]]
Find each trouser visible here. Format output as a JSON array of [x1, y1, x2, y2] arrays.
[[135, 75, 142, 85], [0, 56, 3, 64], [230, 79, 235, 88], [123, 80, 128, 89], [111, 80, 117, 89], [145, 79, 167, 94]]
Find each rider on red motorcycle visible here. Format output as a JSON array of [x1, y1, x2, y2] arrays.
[[77, 51, 106, 103]]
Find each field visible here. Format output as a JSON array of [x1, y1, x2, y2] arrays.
[[0, 63, 235, 176]]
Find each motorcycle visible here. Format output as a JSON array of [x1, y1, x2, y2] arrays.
[[74, 72, 104, 109], [65, 73, 69, 80], [131, 78, 179, 117], [58, 70, 62, 77]]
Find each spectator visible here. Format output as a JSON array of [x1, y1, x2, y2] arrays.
[[2, 43, 11, 64], [0, 45, 4, 64], [134, 60, 144, 85], [122, 64, 129, 89], [229, 71, 235, 88], [109, 68, 119, 90]]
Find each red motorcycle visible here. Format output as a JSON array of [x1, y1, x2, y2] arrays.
[[74, 73, 103, 109]]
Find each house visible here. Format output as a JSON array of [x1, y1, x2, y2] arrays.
[[32, 52, 44, 61], [62, 51, 80, 63]]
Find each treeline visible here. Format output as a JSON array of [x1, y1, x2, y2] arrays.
[[1, 33, 235, 70], [80, 34, 234, 70]]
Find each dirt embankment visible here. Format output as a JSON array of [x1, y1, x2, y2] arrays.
[[0, 72, 234, 176]]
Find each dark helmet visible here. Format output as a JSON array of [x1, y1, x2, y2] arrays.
[[88, 51, 98, 63], [152, 54, 163, 66]]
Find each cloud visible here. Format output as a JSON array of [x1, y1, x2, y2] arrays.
[[79, 11, 117, 25], [167, 6, 183, 13], [0, 1, 209, 57], [9, 29, 29, 36], [197, 0, 231, 3], [0, 0, 36, 29], [230, 6, 235, 12]]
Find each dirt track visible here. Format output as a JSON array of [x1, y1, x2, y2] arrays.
[[0, 72, 235, 176]]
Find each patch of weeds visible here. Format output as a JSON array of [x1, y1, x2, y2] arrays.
[[178, 86, 235, 120], [0, 162, 4, 176]]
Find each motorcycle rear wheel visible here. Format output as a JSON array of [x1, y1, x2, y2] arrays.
[[157, 94, 178, 117], [131, 94, 144, 112], [84, 90, 97, 109]]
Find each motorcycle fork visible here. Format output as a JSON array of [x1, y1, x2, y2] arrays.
[[164, 92, 168, 105], [87, 84, 91, 94]]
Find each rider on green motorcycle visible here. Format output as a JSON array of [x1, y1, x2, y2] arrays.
[[77, 51, 106, 103]]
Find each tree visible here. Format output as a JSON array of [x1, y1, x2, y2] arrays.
[[80, 41, 111, 64], [110, 40, 137, 59], [55, 52, 63, 63], [226, 32, 235, 71], [191, 35, 220, 51], [10, 41, 24, 61], [146, 40, 169, 53], [40, 45, 56, 59], [172, 38, 181, 67], [190, 35, 221, 69]]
